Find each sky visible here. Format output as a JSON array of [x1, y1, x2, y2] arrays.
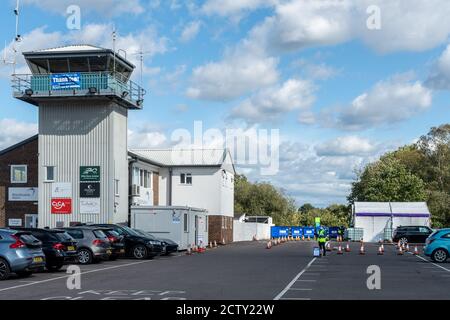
[[0, 0, 450, 207]]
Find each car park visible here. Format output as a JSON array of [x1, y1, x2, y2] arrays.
[[91, 224, 164, 259], [10, 228, 78, 271], [134, 229, 179, 255], [392, 226, 433, 245], [57, 227, 112, 264], [424, 228, 450, 263], [0, 229, 46, 280]]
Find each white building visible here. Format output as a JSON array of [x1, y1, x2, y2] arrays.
[[353, 202, 431, 242], [128, 149, 235, 244], [233, 215, 274, 242]]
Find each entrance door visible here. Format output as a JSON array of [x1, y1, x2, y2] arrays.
[[25, 214, 38, 228], [195, 215, 199, 246]]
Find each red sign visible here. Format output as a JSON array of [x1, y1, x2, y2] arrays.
[[51, 198, 72, 214]]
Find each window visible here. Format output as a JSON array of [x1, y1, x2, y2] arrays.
[[442, 233, 450, 239], [115, 179, 120, 196], [11, 165, 27, 183], [419, 227, 430, 234], [184, 213, 189, 232], [66, 230, 84, 239], [180, 173, 192, 185], [140, 170, 145, 187], [45, 166, 55, 182]]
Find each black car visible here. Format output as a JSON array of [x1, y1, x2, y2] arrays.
[[393, 226, 434, 245], [10, 228, 78, 271], [91, 224, 163, 259], [134, 229, 179, 255], [101, 229, 126, 260]]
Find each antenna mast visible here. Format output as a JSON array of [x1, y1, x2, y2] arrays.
[[112, 25, 116, 75], [3, 0, 22, 74]]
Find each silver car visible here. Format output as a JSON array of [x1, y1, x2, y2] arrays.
[[0, 229, 46, 280], [59, 227, 113, 264]]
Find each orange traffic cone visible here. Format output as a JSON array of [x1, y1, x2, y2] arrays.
[[222, 238, 226, 245], [414, 246, 419, 255], [209, 242, 213, 249], [345, 243, 351, 252], [377, 246, 384, 255], [266, 241, 272, 249], [307, 236, 311, 241], [380, 244, 385, 253], [186, 245, 192, 255], [405, 244, 410, 252], [359, 243, 365, 255], [337, 245, 343, 255], [192, 244, 198, 253], [398, 246, 404, 255], [214, 240, 217, 248], [302, 235, 305, 241]]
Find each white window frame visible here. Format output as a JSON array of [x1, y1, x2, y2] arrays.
[[10, 165, 27, 184], [44, 166, 55, 182], [180, 173, 192, 185]]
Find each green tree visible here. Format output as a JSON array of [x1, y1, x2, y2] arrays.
[[349, 157, 427, 203]]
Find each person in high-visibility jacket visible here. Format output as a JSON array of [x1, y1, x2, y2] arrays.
[[318, 228, 328, 257]]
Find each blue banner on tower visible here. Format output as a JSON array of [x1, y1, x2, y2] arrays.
[[51, 73, 81, 90]]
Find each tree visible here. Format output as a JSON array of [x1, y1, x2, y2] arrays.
[[349, 157, 427, 203]]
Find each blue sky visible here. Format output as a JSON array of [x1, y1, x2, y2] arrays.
[[1, 0, 450, 207]]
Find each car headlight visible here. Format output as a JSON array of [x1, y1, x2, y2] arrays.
[[148, 240, 159, 245]]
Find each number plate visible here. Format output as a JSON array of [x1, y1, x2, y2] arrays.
[[107, 250, 112, 255], [67, 246, 75, 251], [33, 257, 44, 263]]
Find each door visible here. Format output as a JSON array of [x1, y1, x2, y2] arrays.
[[195, 215, 199, 246], [418, 227, 432, 243], [25, 214, 38, 228]]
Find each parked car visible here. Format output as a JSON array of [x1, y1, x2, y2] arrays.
[[0, 229, 46, 280], [134, 229, 179, 255], [91, 224, 163, 259], [424, 228, 450, 263], [10, 228, 78, 271], [57, 227, 112, 264], [393, 226, 433, 245], [100, 229, 126, 260]]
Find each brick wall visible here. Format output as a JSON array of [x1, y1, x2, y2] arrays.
[[0, 137, 39, 227], [208, 215, 234, 244]]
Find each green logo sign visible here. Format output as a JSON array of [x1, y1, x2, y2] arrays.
[[315, 217, 321, 227], [80, 166, 100, 181]]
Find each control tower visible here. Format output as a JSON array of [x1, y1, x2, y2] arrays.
[[12, 45, 145, 227]]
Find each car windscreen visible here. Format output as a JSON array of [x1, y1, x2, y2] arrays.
[[18, 233, 42, 246], [53, 232, 74, 242], [93, 230, 107, 239], [121, 226, 142, 237]]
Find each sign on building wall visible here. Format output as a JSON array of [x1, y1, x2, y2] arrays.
[[51, 73, 81, 90], [8, 187, 38, 202], [80, 166, 100, 182], [80, 182, 100, 198], [51, 198, 72, 214], [52, 183, 72, 198], [80, 198, 100, 214], [8, 219, 22, 227], [172, 211, 181, 224]]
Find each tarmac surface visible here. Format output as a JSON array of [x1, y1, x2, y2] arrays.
[[0, 240, 448, 300]]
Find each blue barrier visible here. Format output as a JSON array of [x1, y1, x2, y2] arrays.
[[328, 227, 339, 238], [291, 227, 303, 237], [271, 226, 290, 238], [303, 227, 315, 237]]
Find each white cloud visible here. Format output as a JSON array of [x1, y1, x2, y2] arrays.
[[0, 119, 38, 150], [315, 136, 377, 157], [180, 21, 202, 43], [426, 44, 450, 90], [247, 0, 450, 54], [230, 79, 316, 123], [128, 127, 168, 149], [326, 74, 433, 130], [21, 0, 144, 16], [201, 0, 276, 17], [293, 60, 339, 80], [186, 44, 279, 101]]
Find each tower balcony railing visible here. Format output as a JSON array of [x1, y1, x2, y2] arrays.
[[12, 72, 146, 109]]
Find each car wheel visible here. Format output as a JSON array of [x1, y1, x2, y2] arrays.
[[399, 237, 408, 246], [78, 249, 93, 265], [0, 258, 11, 281], [16, 271, 33, 278], [132, 245, 148, 259], [431, 249, 448, 263]]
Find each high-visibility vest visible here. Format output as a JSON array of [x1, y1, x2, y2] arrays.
[[318, 231, 327, 243]]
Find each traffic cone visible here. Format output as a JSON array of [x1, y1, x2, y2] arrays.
[[337, 245, 343, 255], [222, 238, 226, 245], [359, 243, 365, 255], [266, 241, 272, 249], [192, 244, 198, 253], [302, 235, 305, 241], [377, 246, 384, 255], [345, 243, 351, 252], [405, 244, 410, 252], [380, 244, 385, 253], [397, 241, 401, 249], [414, 246, 419, 255], [307, 236, 311, 241], [209, 241, 213, 249], [326, 242, 331, 251], [214, 240, 217, 248], [186, 245, 192, 255], [398, 246, 404, 255]]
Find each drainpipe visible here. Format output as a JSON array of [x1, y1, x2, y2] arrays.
[[128, 156, 138, 227], [168, 167, 173, 206]]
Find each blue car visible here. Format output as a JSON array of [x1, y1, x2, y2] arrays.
[[0, 229, 46, 280], [424, 228, 450, 263]]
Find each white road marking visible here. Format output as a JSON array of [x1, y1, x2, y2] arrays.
[[413, 254, 450, 273], [280, 298, 311, 300], [274, 257, 317, 301], [0, 260, 153, 293], [296, 279, 316, 282], [289, 288, 312, 291]]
